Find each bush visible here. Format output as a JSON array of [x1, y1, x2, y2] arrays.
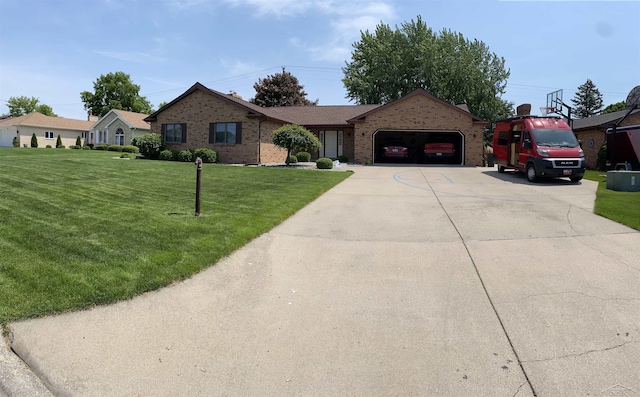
[[193, 148, 217, 163], [86, 143, 94, 149], [178, 150, 193, 162], [56, 135, 62, 148], [31, 133, 38, 148], [288, 155, 298, 163], [316, 157, 333, 169], [45, 145, 52, 149], [132, 134, 163, 159], [337, 155, 349, 163], [57, 145, 66, 149], [75, 136, 82, 147], [12, 137, 18, 147], [120, 153, 134, 159], [121, 145, 139, 153], [159, 149, 174, 161], [69, 145, 82, 150], [107, 145, 124, 152], [82, 146, 92, 150], [295, 151, 311, 162], [95, 144, 110, 151]]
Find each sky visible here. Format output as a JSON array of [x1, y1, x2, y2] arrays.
[[1, 0, 639, 121]]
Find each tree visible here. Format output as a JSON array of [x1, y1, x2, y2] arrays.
[[80, 71, 153, 117], [272, 125, 321, 165], [157, 101, 169, 110], [6, 96, 57, 117], [251, 68, 318, 107], [30, 133, 38, 148], [571, 79, 603, 118], [76, 136, 82, 147], [342, 16, 513, 122], [601, 101, 625, 114], [56, 135, 62, 148]]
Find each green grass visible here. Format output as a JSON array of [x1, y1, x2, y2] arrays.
[[0, 148, 351, 324], [583, 169, 640, 230]]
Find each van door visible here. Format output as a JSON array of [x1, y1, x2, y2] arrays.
[[509, 123, 523, 165], [519, 130, 532, 165]]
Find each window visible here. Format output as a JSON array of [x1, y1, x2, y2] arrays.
[[209, 122, 242, 144], [81, 132, 87, 139], [115, 128, 125, 145], [45, 131, 54, 139], [162, 123, 187, 143], [497, 131, 508, 146]]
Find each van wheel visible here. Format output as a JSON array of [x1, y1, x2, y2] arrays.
[[526, 164, 537, 182], [498, 165, 505, 173], [570, 176, 583, 183]]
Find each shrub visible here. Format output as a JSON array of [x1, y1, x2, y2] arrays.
[[193, 148, 217, 163], [57, 145, 66, 149], [12, 137, 18, 147], [95, 144, 110, 151], [288, 155, 298, 163], [178, 149, 193, 162], [107, 145, 123, 152], [295, 151, 311, 162], [272, 124, 321, 165], [82, 146, 92, 150], [69, 145, 82, 150], [56, 135, 62, 148], [86, 143, 94, 149], [120, 153, 133, 159], [132, 134, 163, 159], [337, 155, 349, 163], [45, 145, 52, 149], [31, 133, 38, 148], [316, 157, 333, 169], [159, 149, 174, 161], [76, 136, 82, 147], [121, 145, 139, 153]]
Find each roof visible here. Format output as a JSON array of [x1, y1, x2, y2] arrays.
[[572, 108, 640, 131], [94, 109, 150, 130], [347, 88, 488, 124], [145, 83, 486, 127], [0, 112, 94, 131]]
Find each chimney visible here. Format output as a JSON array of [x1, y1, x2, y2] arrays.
[[88, 110, 99, 122], [516, 104, 531, 116], [228, 91, 242, 100]]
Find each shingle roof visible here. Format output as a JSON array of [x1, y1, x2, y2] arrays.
[[262, 104, 380, 126], [572, 109, 640, 131], [0, 112, 94, 130], [110, 109, 151, 129]]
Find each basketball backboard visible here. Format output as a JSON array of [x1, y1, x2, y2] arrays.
[[546, 89, 563, 115]]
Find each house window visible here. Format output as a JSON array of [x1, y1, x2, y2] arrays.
[[81, 132, 87, 139], [45, 131, 54, 139], [210, 122, 242, 144], [115, 128, 125, 145], [162, 123, 187, 143]]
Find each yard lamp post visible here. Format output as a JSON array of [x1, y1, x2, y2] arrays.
[[195, 157, 202, 216]]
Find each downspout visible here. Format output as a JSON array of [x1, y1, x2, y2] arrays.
[[258, 118, 264, 164]]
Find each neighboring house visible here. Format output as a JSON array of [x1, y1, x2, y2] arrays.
[[572, 109, 640, 169], [89, 109, 150, 146], [0, 112, 93, 148], [143, 82, 488, 165]]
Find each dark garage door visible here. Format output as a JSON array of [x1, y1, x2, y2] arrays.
[[373, 130, 464, 165]]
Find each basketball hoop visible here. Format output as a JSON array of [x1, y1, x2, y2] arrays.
[[540, 107, 555, 116]]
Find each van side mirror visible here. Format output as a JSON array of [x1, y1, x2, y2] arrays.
[[578, 140, 583, 149], [523, 140, 532, 149]]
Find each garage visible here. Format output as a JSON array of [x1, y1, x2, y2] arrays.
[[373, 129, 464, 165]]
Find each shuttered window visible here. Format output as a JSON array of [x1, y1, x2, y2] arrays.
[[161, 123, 187, 143], [209, 122, 242, 144]]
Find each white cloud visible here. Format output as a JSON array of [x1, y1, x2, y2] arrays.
[[93, 50, 167, 64]]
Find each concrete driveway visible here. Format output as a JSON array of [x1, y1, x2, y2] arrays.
[[6, 166, 640, 396]]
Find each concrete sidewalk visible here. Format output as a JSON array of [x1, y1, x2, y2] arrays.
[[6, 166, 640, 396]]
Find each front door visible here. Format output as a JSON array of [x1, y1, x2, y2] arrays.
[[320, 130, 342, 158]]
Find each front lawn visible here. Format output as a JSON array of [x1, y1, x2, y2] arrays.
[[583, 169, 640, 231], [0, 148, 351, 324]]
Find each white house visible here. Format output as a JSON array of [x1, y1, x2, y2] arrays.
[[89, 109, 150, 146], [0, 112, 93, 148]]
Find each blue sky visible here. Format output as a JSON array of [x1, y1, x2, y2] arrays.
[[1, 0, 639, 120]]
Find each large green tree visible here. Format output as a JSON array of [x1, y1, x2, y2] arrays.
[[6, 96, 57, 117], [80, 72, 153, 117], [601, 101, 625, 114], [251, 68, 318, 107], [272, 124, 321, 165], [571, 79, 603, 118], [342, 16, 513, 122]]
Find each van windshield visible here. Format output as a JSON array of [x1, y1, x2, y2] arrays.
[[531, 129, 579, 148]]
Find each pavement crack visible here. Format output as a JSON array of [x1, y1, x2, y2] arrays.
[[513, 381, 527, 397], [566, 205, 579, 234], [522, 340, 639, 363]]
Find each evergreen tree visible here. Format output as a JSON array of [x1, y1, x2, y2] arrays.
[[571, 79, 603, 118], [601, 101, 625, 114], [251, 68, 318, 107], [31, 133, 38, 148], [56, 135, 62, 148]]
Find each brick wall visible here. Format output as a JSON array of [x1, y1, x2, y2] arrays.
[[352, 95, 486, 165], [574, 112, 640, 169]]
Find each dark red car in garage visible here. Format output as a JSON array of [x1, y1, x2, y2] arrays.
[[382, 141, 409, 160]]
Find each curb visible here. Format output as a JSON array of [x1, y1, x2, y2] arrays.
[[0, 332, 53, 397]]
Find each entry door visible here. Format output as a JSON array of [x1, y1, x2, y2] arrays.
[[320, 130, 342, 158]]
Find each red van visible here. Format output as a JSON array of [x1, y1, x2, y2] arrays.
[[492, 116, 585, 182]]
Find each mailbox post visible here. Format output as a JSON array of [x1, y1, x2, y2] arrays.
[[195, 157, 202, 216]]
